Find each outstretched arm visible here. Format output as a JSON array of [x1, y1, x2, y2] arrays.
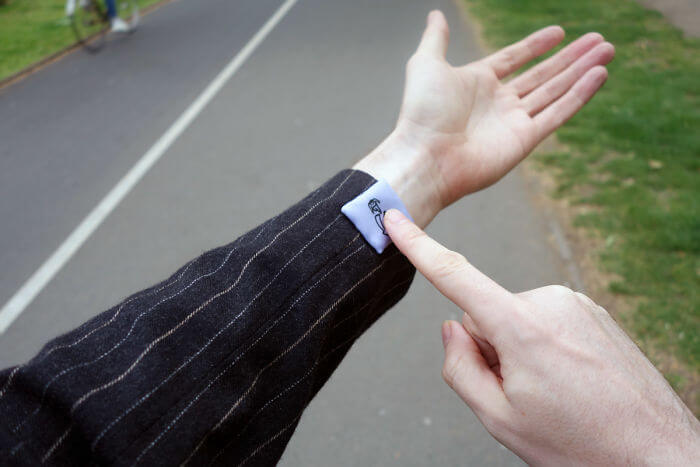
[[0, 170, 417, 465]]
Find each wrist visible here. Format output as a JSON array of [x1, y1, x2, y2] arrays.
[[353, 131, 446, 228]]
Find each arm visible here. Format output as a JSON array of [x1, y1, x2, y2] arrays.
[[0, 170, 416, 465], [386, 209, 700, 466], [0, 10, 612, 465]]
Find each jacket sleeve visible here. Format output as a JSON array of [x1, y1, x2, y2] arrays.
[[0, 169, 416, 466]]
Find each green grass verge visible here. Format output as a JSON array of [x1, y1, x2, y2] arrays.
[[0, 0, 161, 82], [464, 0, 699, 407]]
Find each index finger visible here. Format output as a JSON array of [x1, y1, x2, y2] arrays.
[[384, 209, 517, 332]]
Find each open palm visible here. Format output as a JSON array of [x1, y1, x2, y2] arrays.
[[396, 11, 614, 205]]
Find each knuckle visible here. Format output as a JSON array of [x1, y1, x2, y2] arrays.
[[441, 353, 466, 387], [592, 304, 613, 322], [403, 226, 427, 247], [441, 365, 454, 387], [531, 66, 546, 85], [481, 410, 512, 437], [433, 22, 449, 37], [441, 366, 453, 386], [433, 250, 468, 279], [574, 291, 596, 307], [508, 300, 547, 342], [500, 48, 517, 72], [543, 284, 575, 300]]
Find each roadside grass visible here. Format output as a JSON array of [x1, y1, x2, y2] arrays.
[[0, 0, 161, 82], [464, 0, 699, 409]]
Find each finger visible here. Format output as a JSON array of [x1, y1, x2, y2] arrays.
[[385, 209, 516, 332], [481, 25, 564, 79], [534, 65, 608, 141], [510, 32, 605, 96], [441, 321, 509, 415], [523, 42, 614, 116], [462, 313, 500, 376], [415, 10, 449, 58]]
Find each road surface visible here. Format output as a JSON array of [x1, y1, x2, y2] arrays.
[[0, 0, 575, 464]]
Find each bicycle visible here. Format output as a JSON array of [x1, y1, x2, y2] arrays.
[[65, 0, 140, 52]]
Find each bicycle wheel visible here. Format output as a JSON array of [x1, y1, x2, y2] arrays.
[[70, 0, 109, 52], [116, 0, 140, 32]]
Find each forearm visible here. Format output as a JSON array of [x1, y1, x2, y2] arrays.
[[0, 170, 416, 465]]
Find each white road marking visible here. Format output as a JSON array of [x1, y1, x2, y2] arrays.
[[0, 0, 299, 335]]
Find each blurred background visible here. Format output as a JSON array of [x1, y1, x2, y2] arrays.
[[0, 0, 697, 465]]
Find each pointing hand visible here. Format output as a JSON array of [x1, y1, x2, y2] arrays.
[[385, 209, 700, 466]]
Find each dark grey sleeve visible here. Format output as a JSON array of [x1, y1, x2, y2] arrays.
[[0, 169, 415, 466]]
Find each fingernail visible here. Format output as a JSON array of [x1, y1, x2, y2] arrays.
[[384, 209, 407, 226], [441, 321, 452, 348]]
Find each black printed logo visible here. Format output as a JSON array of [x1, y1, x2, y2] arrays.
[[368, 198, 388, 236]]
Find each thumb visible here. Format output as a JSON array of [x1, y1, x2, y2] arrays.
[[441, 321, 509, 417], [416, 10, 449, 58]]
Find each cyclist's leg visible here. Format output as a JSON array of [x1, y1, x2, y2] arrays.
[[105, 0, 116, 18]]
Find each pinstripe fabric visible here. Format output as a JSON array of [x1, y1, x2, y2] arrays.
[[0, 170, 415, 466], [10, 227, 267, 438]]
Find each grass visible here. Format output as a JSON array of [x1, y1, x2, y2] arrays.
[[0, 0, 162, 82], [464, 0, 699, 410]]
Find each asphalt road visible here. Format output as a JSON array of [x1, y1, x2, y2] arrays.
[[0, 0, 575, 464]]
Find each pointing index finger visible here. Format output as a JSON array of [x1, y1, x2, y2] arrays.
[[385, 209, 516, 333]]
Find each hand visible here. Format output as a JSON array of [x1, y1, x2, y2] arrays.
[[384, 209, 700, 466], [355, 11, 614, 226]]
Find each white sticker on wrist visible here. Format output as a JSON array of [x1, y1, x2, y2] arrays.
[[341, 178, 413, 254]]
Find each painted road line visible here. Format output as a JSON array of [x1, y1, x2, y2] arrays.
[[0, 0, 299, 334]]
